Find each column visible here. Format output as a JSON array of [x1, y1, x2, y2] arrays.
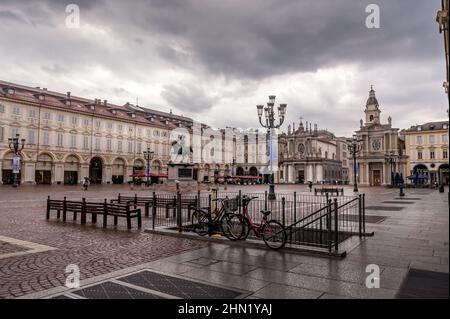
[[24, 161, 35, 184], [306, 164, 313, 182], [125, 165, 133, 183], [104, 165, 112, 184], [0, 161, 2, 184], [80, 164, 90, 183], [288, 165, 293, 183], [316, 164, 323, 183], [54, 163, 64, 184], [365, 163, 370, 186]]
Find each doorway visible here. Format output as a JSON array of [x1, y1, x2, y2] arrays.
[[297, 170, 305, 184], [89, 157, 103, 184], [372, 170, 381, 186], [36, 170, 52, 184]]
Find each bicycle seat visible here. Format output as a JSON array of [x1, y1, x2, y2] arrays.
[[260, 210, 271, 216]]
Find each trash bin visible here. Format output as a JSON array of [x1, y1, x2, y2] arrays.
[[439, 185, 445, 193]]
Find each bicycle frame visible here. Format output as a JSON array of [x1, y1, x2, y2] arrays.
[[241, 198, 268, 238]]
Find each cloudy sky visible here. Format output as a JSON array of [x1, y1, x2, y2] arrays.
[[0, 0, 447, 136]]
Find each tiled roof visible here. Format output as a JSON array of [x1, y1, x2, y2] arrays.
[[405, 121, 449, 132], [0, 80, 193, 129]]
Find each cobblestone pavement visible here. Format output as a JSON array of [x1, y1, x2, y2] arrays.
[[0, 183, 448, 299], [0, 184, 207, 299]]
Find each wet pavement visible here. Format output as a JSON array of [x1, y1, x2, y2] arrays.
[[0, 183, 448, 299]]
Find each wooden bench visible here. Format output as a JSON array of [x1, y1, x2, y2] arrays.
[[314, 187, 344, 196], [145, 196, 198, 219], [46, 197, 65, 220], [103, 200, 142, 229], [47, 197, 106, 224], [47, 196, 141, 229]]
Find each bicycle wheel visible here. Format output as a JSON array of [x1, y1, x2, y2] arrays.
[[262, 220, 286, 250], [191, 209, 209, 236], [221, 213, 245, 241], [239, 217, 251, 240]]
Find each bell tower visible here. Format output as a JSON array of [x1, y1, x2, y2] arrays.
[[364, 85, 381, 124]]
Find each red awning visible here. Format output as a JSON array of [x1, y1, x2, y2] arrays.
[[217, 175, 262, 180], [129, 173, 168, 178]]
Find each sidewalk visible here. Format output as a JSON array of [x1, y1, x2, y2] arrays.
[[26, 186, 448, 299]]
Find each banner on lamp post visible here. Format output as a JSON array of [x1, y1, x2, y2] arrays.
[[12, 155, 20, 174]]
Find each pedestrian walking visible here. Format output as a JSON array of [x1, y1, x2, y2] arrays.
[[82, 177, 90, 191]]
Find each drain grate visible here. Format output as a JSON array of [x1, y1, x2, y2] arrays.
[[339, 214, 387, 224], [52, 295, 73, 299], [382, 201, 415, 204], [117, 270, 244, 299], [71, 281, 164, 299], [396, 269, 449, 299], [366, 206, 404, 211]]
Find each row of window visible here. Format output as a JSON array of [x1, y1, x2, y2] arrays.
[[1, 127, 164, 154], [416, 149, 448, 160], [0, 105, 166, 137], [415, 134, 448, 145]]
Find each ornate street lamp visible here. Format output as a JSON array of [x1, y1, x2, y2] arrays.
[[347, 134, 362, 193], [143, 147, 154, 186], [8, 134, 26, 187], [256, 95, 287, 200]]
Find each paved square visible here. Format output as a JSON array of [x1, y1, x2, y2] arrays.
[[0, 184, 448, 299]]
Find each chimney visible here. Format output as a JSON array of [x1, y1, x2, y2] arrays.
[[67, 91, 71, 98], [104, 99, 107, 106], [43, 88, 47, 91]]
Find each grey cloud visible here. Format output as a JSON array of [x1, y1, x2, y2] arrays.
[[161, 83, 218, 113], [0, 0, 445, 137]]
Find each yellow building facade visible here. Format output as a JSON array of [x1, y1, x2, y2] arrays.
[[403, 122, 449, 185]]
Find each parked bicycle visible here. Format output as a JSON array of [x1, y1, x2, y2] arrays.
[[191, 197, 244, 240], [237, 195, 287, 250]]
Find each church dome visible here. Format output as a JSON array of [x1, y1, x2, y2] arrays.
[[366, 86, 379, 106]]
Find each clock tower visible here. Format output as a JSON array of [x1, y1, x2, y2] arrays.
[[364, 86, 381, 124], [352, 86, 408, 186]]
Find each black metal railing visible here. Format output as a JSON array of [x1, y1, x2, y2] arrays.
[[133, 190, 367, 252]]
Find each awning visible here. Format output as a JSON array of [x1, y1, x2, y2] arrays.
[[129, 173, 168, 178], [217, 175, 262, 180], [406, 174, 429, 180]]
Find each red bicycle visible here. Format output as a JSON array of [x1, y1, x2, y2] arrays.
[[237, 196, 287, 250]]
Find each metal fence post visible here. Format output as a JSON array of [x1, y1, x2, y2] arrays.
[[281, 197, 286, 227], [208, 193, 212, 214], [358, 194, 362, 237], [293, 191, 297, 222], [152, 192, 156, 230], [327, 199, 332, 252], [177, 191, 182, 232], [238, 189, 242, 214], [264, 190, 268, 211], [333, 198, 339, 251], [362, 193, 366, 234]]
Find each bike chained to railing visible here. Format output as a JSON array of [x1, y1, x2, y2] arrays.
[[146, 190, 370, 252]]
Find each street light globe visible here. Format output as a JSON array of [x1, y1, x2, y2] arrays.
[[256, 104, 264, 117]]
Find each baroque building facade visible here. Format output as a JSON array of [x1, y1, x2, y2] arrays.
[[0, 80, 268, 185], [402, 121, 449, 185], [353, 87, 407, 186], [278, 120, 345, 184]]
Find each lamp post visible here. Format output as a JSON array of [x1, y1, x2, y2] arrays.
[[8, 134, 26, 188], [256, 95, 287, 200], [143, 147, 154, 186], [347, 134, 362, 193], [388, 152, 397, 186]]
